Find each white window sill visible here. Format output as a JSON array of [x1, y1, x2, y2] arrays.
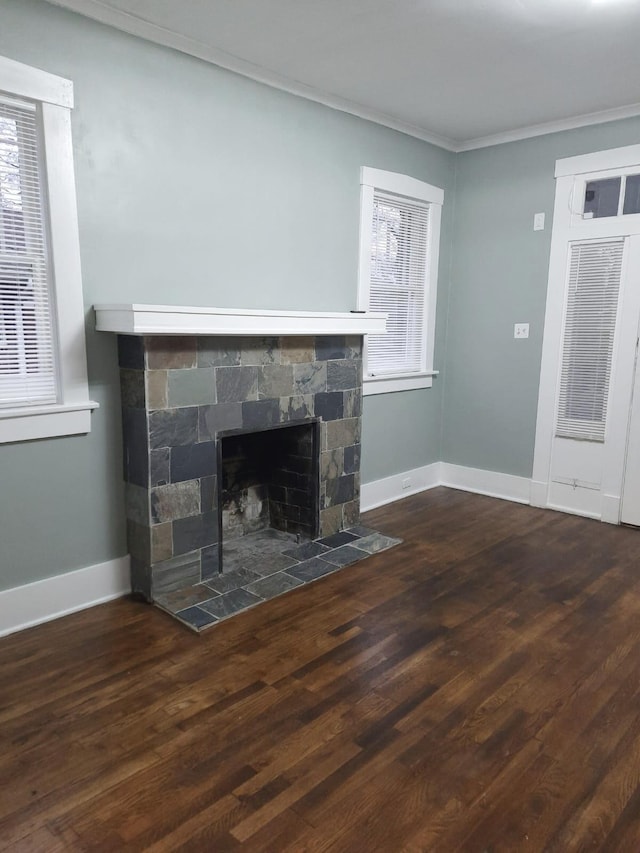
[[363, 371, 438, 396], [0, 401, 99, 444]]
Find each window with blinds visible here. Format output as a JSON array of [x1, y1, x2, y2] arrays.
[[555, 238, 625, 441], [0, 97, 57, 409], [366, 191, 429, 377]]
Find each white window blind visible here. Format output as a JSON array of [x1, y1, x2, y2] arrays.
[[366, 190, 429, 377], [556, 239, 624, 441], [0, 97, 57, 409]]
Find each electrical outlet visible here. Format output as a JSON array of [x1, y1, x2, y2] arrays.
[[402, 477, 412, 490], [514, 323, 529, 339]]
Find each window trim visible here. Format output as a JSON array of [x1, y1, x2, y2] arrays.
[[357, 166, 442, 396], [0, 55, 97, 443]]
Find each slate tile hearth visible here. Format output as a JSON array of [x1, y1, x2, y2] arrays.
[[155, 527, 402, 632]]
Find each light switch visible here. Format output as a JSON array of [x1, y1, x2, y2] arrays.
[[514, 323, 529, 339], [533, 213, 545, 231]]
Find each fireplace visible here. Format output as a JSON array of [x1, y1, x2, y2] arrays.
[[116, 333, 364, 601]]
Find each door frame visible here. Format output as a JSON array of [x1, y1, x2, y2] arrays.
[[532, 143, 640, 523]]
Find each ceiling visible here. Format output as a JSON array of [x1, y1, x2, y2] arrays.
[[46, 0, 640, 150]]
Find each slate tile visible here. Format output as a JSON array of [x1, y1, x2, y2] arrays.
[[127, 519, 150, 563], [287, 557, 336, 582], [293, 362, 326, 395], [146, 370, 168, 410], [325, 474, 355, 507], [149, 408, 198, 449], [153, 551, 201, 595], [173, 512, 218, 554], [206, 567, 262, 594], [120, 368, 145, 408], [199, 402, 243, 440], [315, 336, 347, 361], [167, 368, 216, 407], [279, 395, 314, 422], [151, 480, 200, 524], [216, 366, 258, 403], [245, 572, 303, 599], [242, 399, 280, 429], [343, 389, 362, 418], [243, 553, 300, 576], [321, 448, 344, 480], [125, 482, 149, 525], [175, 605, 219, 630], [346, 524, 378, 538], [326, 418, 360, 449], [322, 544, 368, 567], [315, 391, 344, 422], [122, 407, 149, 487], [170, 441, 216, 482], [318, 531, 359, 548], [146, 336, 197, 369], [344, 444, 361, 475], [150, 447, 170, 486], [282, 540, 331, 561], [151, 522, 173, 562], [258, 364, 294, 398], [198, 337, 241, 367], [156, 582, 216, 612], [355, 533, 402, 554], [240, 337, 280, 365], [320, 505, 342, 537], [117, 335, 145, 369], [199, 588, 264, 619], [280, 337, 315, 364], [326, 360, 359, 391], [343, 499, 360, 528]]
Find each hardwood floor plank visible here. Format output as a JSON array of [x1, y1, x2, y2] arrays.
[[3, 488, 640, 849]]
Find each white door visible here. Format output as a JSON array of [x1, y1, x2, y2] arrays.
[[620, 328, 640, 525], [533, 145, 640, 524]]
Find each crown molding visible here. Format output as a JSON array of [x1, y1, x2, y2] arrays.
[[43, 0, 458, 151], [456, 101, 640, 152], [42, 0, 640, 155]]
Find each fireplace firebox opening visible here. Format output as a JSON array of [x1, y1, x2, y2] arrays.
[[217, 419, 320, 572]]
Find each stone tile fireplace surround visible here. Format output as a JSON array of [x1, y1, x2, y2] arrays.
[[117, 333, 365, 602]]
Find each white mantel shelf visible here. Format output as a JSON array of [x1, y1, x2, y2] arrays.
[[94, 304, 387, 337]]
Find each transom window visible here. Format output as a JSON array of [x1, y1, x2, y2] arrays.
[[583, 172, 640, 219]]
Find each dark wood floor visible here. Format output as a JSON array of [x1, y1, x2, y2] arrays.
[[2, 488, 640, 851]]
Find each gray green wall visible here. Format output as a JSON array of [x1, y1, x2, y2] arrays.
[[443, 117, 640, 477], [0, 0, 454, 591], [3, 0, 640, 595]]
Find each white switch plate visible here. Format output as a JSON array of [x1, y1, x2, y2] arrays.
[[514, 323, 529, 339], [533, 212, 545, 231]]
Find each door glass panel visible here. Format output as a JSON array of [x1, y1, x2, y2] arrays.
[[583, 177, 621, 219], [623, 175, 640, 215]]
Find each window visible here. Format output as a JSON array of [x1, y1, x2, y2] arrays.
[[581, 172, 640, 219], [0, 55, 96, 443], [357, 167, 442, 395]]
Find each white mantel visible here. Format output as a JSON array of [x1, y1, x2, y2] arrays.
[[94, 304, 387, 337]]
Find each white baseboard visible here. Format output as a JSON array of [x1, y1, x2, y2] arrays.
[[0, 556, 131, 638], [0, 462, 534, 638], [361, 462, 442, 511], [440, 463, 531, 504]]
